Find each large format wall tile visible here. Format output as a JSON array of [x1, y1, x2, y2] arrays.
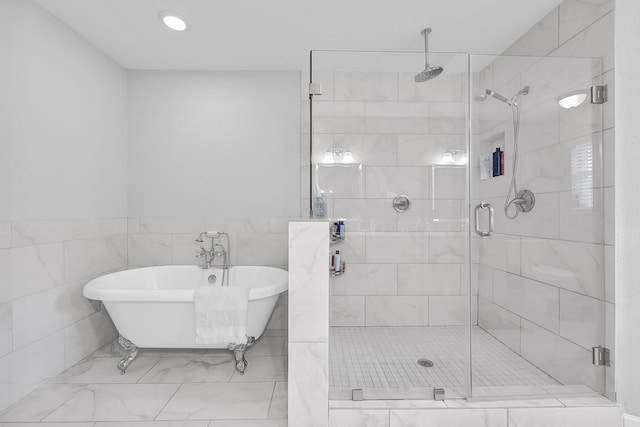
[[478, 297, 521, 354], [333, 134, 398, 167], [478, 234, 520, 274], [397, 134, 464, 166], [0, 222, 10, 249], [11, 281, 96, 350], [390, 409, 507, 427], [365, 296, 429, 326], [366, 232, 429, 264], [65, 236, 127, 282], [365, 102, 429, 134], [504, 7, 559, 56], [127, 234, 172, 267], [330, 409, 390, 427], [334, 72, 398, 101], [289, 221, 328, 342], [492, 270, 560, 333], [0, 332, 65, 412], [365, 167, 431, 199], [521, 237, 604, 299], [429, 296, 465, 326], [521, 319, 602, 391], [397, 264, 461, 295], [0, 302, 11, 357], [559, 289, 604, 350], [333, 264, 397, 296], [288, 342, 328, 427], [399, 72, 464, 102], [330, 296, 365, 327], [558, 0, 614, 45], [305, 101, 366, 134], [429, 232, 465, 263], [333, 199, 397, 232], [509, 404, 621, 427], [2, 244, 64, 303]]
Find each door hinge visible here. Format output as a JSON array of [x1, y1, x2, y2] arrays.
[[591, 85, 608, 104], [592, 346, 611, 367], [433, 388, 445, 401], [309, 83, 322, 97]]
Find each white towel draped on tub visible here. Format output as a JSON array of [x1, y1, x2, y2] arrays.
[[194, 285, 249, 345]]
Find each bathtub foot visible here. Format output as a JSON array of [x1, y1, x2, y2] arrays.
[[117, 335, 139, 375], [228, 337, 256, 375]]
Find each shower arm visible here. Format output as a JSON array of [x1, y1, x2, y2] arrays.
[[422, 28, 431, 68]]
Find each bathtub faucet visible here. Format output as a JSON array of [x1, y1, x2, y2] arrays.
[[195, 232, 230, 279]]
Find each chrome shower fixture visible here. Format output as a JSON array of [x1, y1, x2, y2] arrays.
[[475, 86, 530, 106], [477, 85, 533, 219], [415, 28, 443, 83]]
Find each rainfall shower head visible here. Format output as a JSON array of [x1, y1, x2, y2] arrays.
[[415, 28, 443, 83]]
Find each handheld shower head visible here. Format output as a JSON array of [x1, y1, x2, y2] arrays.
[[485, 89, 511, 104]]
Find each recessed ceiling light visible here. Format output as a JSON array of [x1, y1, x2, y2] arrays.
[[158, 11, 189, 31]]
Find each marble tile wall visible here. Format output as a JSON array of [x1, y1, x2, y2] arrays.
[[474, 0, 614, 397], [0, 218, 125, 411], [288, 221, 329, 427], [304, 68, 469, 327]]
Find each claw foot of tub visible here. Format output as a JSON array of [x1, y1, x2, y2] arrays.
[[229, 336, 256, 375], [117, 335, 139, 375]]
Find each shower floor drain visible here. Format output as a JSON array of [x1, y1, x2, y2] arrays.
[[417, 359, 434, 367]]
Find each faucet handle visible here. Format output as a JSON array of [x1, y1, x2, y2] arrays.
[[195, 246, 206, 258]]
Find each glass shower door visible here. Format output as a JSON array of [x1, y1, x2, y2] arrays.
[[310, 50, 470, 401], [469, 53, 609, 399]]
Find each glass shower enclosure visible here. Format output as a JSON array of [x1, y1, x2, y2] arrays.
[[308, 49, 610, 401]]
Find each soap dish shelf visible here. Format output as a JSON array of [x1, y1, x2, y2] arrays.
[[332, 263, 346, 278], [330, 234, 345, 244]]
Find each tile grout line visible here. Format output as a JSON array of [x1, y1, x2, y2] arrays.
[[153, 383, 183, 421]]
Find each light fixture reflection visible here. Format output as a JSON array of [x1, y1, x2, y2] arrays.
[[158, 11, 189, 31], [439, 149, 467, 165], [322, 148, 355, 164], [558, 90, 588, 109]]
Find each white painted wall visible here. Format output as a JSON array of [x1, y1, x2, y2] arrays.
[[4, 1, 127, 220], [127, 71, 301, 218], [615, 0, 640, 419], [0, 0, 127, 411]]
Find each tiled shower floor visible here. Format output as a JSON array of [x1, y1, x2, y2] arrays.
[[330, 326, 563, 399], [0, 332, 288, 426]]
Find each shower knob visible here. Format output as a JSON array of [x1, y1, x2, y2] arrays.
[[393, 195, 411, 213]]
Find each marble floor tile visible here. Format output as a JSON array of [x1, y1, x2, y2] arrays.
[[0, 423, 93, 427], [246, 337, 286, 356], [0, 384, 87, 422], [138, 356, 235, 384], [44, 384, 179, 422], [94, 422, 209, 427], [157, 382, 274, 420], [230, 356, 287, 382], [50, 356, 160, 384], [268, 382, 288, 419], [159, 349, 209, 357], [208, 420, 287, 427]]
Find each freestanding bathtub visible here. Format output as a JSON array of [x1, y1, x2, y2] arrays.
[[83, 265, 288, 374]]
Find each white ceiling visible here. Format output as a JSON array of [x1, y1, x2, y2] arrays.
[[36, 0, 562, 70]]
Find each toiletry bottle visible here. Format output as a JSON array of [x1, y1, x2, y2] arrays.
[[334, 250, 341, 272], [313, 194, 326, 218], [338, 220, 345, 239]]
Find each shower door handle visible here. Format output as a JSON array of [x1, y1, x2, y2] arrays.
[[474, 202, 494, 238]]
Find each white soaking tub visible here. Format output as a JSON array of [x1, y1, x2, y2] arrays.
[[83, 265, 288, 374]]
